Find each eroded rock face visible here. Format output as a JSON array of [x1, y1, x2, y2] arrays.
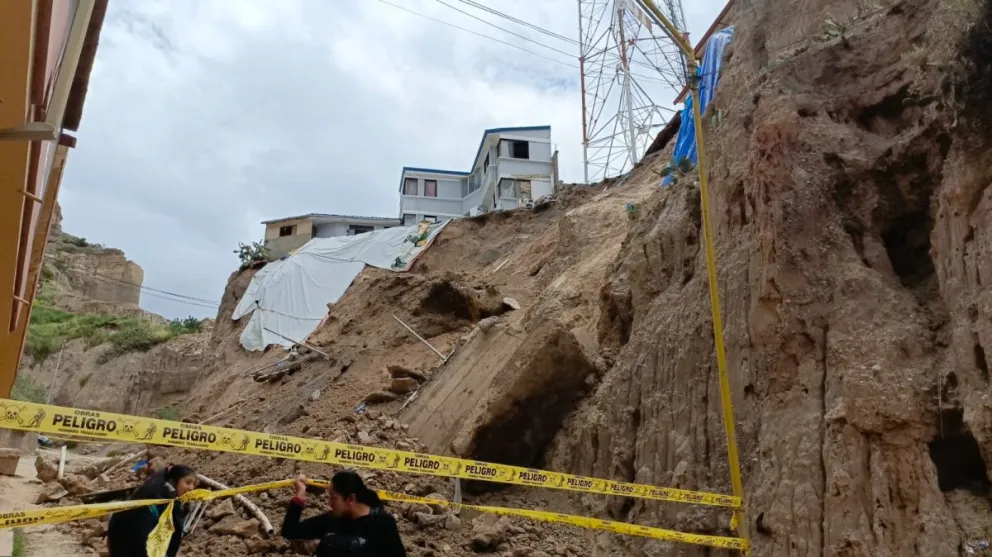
[[551, 0, 992, 555]]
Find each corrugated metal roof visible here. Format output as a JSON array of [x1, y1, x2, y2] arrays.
[[261, 213, 402, 225]]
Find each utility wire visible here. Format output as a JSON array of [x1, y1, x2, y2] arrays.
[[452, 0, 579, 45], [43, 255, 222, 309], [377, 0, 580, 69], [431, 0, 576, 58]]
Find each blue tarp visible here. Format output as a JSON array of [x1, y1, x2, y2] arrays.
[[663, 27, 735, 187]]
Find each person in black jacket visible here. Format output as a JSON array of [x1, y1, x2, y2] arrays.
[[107, 464, 197, 557], [281, 471, 407, 557]]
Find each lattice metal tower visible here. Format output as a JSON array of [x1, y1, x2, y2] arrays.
[[577, 0, 689, 183]]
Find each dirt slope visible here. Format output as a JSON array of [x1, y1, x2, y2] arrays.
[[548, 0, 992, 555], [43, 0, 992, 555]]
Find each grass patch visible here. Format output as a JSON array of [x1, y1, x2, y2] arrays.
[[156, 406, 182, 421], [26, 275, 207, 363], [11, 374, 46, 404], [12, 529, 26, 557]]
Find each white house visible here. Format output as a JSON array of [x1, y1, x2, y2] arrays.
[[398, 126, 557, 225], [262, 213, 402, 259]]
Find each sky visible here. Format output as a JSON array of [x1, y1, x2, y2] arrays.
[[59, 0, 725, 319]]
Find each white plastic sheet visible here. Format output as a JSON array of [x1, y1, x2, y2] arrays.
[[234, 221, 448, 351]]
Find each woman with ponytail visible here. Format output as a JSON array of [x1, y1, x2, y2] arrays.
[[108, 463, 197, 557], [281, 471, 406, 556]]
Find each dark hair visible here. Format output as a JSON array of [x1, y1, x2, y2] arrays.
[[330, 470, 382, 508], [132, 464, 196, 500], [164, 464, 196, 484]]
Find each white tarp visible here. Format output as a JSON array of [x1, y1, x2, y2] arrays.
[[234, 220, 449, 351]]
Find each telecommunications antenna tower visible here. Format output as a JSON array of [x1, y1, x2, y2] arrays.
[[577, 0, 689, 183]]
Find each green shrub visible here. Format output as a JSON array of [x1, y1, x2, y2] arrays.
[[156, 406, 182, 421], [26, 273, 204, 363], [235, 240, 268, 269], [11, 375, 46, 404], [169, 316, 204, 334], [70, 237, 89, 248], [96, 321, 175, 364]]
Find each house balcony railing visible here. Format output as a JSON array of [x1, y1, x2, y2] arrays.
[[400, 195, 464, 217]]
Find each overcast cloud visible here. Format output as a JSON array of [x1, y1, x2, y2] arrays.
[[58, 0, 724, 319]]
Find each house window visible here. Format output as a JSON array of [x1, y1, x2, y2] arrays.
[[423, 215, 437, 223], [484, 153, 490, 170], [508, 140, 530, 159], [404, 177, 418, 195], [519, 180, 532, 201], [424, 180, 438, 197], [279, 225, 294, 237], [347, 225, 374, 235], [499, 179, 516, 198]]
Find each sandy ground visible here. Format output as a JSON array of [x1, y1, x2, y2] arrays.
[[0, 455, 89, 557]]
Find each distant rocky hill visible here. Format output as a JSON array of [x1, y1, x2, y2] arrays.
[[11, 203, 212, 416]]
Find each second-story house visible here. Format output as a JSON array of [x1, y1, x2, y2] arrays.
[[398, 126, 558, 225]]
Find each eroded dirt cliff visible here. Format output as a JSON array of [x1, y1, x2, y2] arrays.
[[550, 0, 992, 555]]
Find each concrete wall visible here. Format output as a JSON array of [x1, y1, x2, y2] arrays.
[[314, 222, 348, 238], [401, 195, 464, 218], [532, 179, 554, 199], [266, 235, 310, 260], [264, 217, 313, 240], [436, 178, 462, 199], [498, 157, 553, 178], [314, 222, 395, 238]]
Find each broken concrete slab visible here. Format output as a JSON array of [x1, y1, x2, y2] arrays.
[[0, 449, 19, 476]]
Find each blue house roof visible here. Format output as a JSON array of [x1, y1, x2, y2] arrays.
[[398, 125, 551, 192]]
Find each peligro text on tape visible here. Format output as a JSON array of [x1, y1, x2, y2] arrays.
[[0, 400, 739, 509], [0, 478, 747, 553]]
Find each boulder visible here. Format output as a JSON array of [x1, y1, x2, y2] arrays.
[[388, 378, 420, 395], [81, 519, 107, 542], [387, 365, 427, 383], [502, 297, 521, 311], [471, 524, 504, 552], [206, 498, 237, 520], [0, 448, 19, 476], [61, 473, 93, 495], [477, 316, 500, 333], [413, 512, 446, 528], [424, 493, 447, 515], [209, 516, 260, 538], [35, 455, 58, 482], [444, 513, 462, 531], [364, 391, 399, 404], [36, 482, 69, 504]]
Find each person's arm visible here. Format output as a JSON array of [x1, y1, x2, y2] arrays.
[[281, 496, 333, 540], [377, 511, 407, 557]]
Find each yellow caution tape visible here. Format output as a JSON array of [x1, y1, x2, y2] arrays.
[[0, 400, 739, 508], [145, 500, 174, 557], [2, 478, 746, 553], [0, 480, 297, 530], [377, 490, 747, 551]]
